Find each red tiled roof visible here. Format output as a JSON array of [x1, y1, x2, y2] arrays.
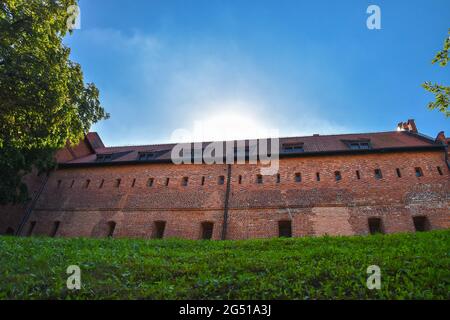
[[61, 130, 443, 166]]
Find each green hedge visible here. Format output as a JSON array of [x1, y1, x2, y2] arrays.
[[0, 230, 449, 299]]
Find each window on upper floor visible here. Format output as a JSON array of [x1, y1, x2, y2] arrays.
[[218, 176, 225, 185], [335, 171, 342, 181], [295, 172, 302, 182]]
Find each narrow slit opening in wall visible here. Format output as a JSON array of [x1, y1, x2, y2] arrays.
[[201, 176, 205, 186], [316, 172, 320, 181], [238, 175, 242, 184], [115, 179, 121, 187], [278, 220, 292, 238], [165, 178, 170, 186], [50, 221, 60, 237], [413, 216, 430, 232], [131, 178, 136, 187], [276, 173, 281, 183], [84, 179, 90, 188], [147, 178, 154, 187], [374, 169, 383, 180], [27, 221, 36, 237], [153, 221, 166, 239], [356, 170, 361, 180], [368, 218, 384, 235], [107, 221, 116, 237], [437, 166, 443, 175], [396, 168, 401, 178], [256, 174, 263, 184], [334, 171, 342, 181], [201, 222, 214, 240], [295, 172, 301, 182], [415, 167, 423, 177], [70, 180, 75, 188]]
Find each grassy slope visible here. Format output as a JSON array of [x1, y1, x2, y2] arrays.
[[0, 230, 449, 300]]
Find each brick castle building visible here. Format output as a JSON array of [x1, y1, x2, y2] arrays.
[[0, 119, 449, 239]]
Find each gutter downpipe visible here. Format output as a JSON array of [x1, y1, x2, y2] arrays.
[[221, 164, 232, 240]]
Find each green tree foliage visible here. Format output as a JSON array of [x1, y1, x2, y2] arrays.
[[0, 0, 109, 204], [422, 29, 450, 117]]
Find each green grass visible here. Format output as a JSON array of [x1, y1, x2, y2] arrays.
[[0, 230, 449, 299]]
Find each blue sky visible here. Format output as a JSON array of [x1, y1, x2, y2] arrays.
[[65, 0, 450, 146]]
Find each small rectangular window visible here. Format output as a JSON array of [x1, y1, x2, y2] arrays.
[[115, 179, 121, 187], [153, 221, 166, 239], [165, 178, 170, 186], [278, 221, 292, 238], [295, 172, 302, 182], [201, 222, 214, 240], [276, 173, 281, 183], [396, 168, 401, 178], [201, 176, 205, 186], [282, 143, 304, 153], [356, 170, 361, 180], [147, 178, 154, 187], [413, 216, 430, 232], [238, 175, 242, 184], [99, 179, 104, 188], [218, 176, 225, 185], [181, 177, 189, 186], [334, 171, 342, 181], [316, 172, 320, 181], [368, 218, 383, 235], [415, 167, 423, 177], [374, 169, 383, 180], [437, 166, 443, 175], [256, 174, 263, 184]]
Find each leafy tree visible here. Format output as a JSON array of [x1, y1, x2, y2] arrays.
[[422, 29, 450, 117], [0, 0, 109, 204]]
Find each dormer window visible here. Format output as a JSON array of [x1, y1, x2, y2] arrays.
[[344, 140, 371, 150], [282, 143, 304, 153], [138, 152, 156, 161], [96, 154, 113, 162]]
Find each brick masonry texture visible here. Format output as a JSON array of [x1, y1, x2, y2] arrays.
[[1, 148, 448, 239]]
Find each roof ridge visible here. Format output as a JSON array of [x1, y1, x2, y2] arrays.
[[99, 131, 404, 149]]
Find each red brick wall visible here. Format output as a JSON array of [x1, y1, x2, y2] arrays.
[[2, 150, 449, 239]]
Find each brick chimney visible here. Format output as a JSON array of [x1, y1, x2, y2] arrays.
[[397, 119, 418, 133]]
